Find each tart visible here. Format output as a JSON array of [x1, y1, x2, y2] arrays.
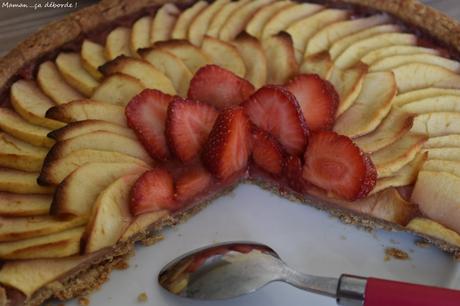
[[1, 0, 460, 305]]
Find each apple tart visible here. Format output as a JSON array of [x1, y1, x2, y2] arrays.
[[1, 0, 460, 305]]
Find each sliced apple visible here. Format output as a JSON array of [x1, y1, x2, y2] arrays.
[[400, 95, 460, 114], [105, 26, 133, 60], [46, 99, 127, 126], [0, 133, 47, 172], [201, 36, 246, 77], [245, 0, 294, 39], [424, 135, 460, 149], [91, 73, 145, 105], [121, 210, 169, 241], [99, 56, 176, 95], [425, 148, 460, 162], [0, 192, 51, 217], [172, 1, 208, 39], [188, 0, 230, 46], [262, 32, 298, 84], [51, 162, 148, 217], [261, 2, 323, 39], [411, 112, 460, 137], [423, 160, 460, 177], [361, 45, 441, 66], [48, 120, 135, 141], [370, 133, 427, 178], [299, 52, 333, 79], [286, 9, 349, 63], [370, 54, 460, 73], [334, 71, 396, 138], [38, 149, 148, 186], [407, 218, 460, 247], [0, 226, 84, 260], [305, 14, 389, 56], [354, 108, 414, 153], [130, 16, 152, 57], [81, 39, 107, 80], [37, 61, 83, 104], [232, 32, 267, 88], [0, 169, 53, 194], [150, 3, 180, 44], [394, 88, 460, 106], [153, 40, 211, 73], [207, 0, 250, 37], [10, 80, 64, 129]]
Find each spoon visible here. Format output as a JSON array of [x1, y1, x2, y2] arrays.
[[159, 241, 460, 306]]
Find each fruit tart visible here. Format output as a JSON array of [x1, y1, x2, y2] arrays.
[[1, 0, 460, 305]]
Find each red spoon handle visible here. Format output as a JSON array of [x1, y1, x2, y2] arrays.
[[364, 277, 460, 306]]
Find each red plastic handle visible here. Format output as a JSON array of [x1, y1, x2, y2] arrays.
[[364, 277, 460, 306]]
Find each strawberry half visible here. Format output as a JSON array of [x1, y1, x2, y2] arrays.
[[251, 127, 285, 176], [130, 168, 176, 216], [176, 166, 213, 202], [244, 85, 309, 156], [302, 131, 377, 201], [285, 74, 339, 131], [188, 65, 255, 110], [125, 89, 173, 160], [284, 155, 310, 193], [166, 98, 219, 162], [202, 107, 252, 180]]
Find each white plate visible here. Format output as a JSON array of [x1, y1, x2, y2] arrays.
[[64, 183, 460, 306]]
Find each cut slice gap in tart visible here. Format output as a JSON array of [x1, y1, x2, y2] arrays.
[[91, 73, 145, 105], [105, 27, 133, 60]]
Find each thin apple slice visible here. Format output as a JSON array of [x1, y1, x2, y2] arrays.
[[334, 71, 396, 137], [232, 32, 267, 88], [262, 32, 298, 84], [172, 1, 208, 39], [423, 160, 460, 176], [219, 0, 275, 41], [38, 149, 148, 186], [91, 73, 145, 105], [299, 52, 333, 79], [10, 80, 64, 129], [328, 63, 368, 117], [207, 0, 250, 37], [407, 218, 460, 248], [46, 99, 127, 126], [150, 3, 180, 44], [130, 16, 152, 57], [334, 33, 417, 69], [400, 95, 460, 114], [412, 112, 460, 137], [0, 215, 86, 242], [0, 169, 53, 194], [141, 48, 193, 97], [370, 54, 460, 73], [82, 174, 140, 253], [246, 0, 294, 39], [0, 108, 53, 147], [37, 61, 83, 104], [188, 0, 230, 46], [46, 131, 153, 164], [0, 133, 47, 172], [48, 120, 135, 141], [105, 27, 133, 60], [121, 210, 168, 241], [51, 162, 148, 217], [0, 226, 84, 260], [424, 148, 460, 162], [370, 133, 427, 178], [286, 9, 349, 63], [153, 40, 211, 73], [56, 52, 100, 97], [305, 14, 389, 56], [99, 56, 176, 95], [424, 135, 460, 149], [393, 63, 460, 93], [202, 36, 246, 77], [81, 39, 107, 80], [354, 108, 414, 153], [361, 45, 441, 65], [0, 193, 51, 217], [394, 88, 460, 106], [261, 2, 323, 39]]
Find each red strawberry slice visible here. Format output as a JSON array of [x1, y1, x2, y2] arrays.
[[285, 74, 339, 131], [284, 155, 309, 193], [176, 166, 213, 202], [251, 127, 285, 176], [166, 98, 219, 162], [202, 106, 252, 180], [244, 85, 309, 156], [188, 65, 255, 110], [130, 168, 176, 216], [302, 131, 377, 201], [125, 89, 173, 160]]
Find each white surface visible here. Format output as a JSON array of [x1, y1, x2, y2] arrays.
[[63, 184, 460, 306]]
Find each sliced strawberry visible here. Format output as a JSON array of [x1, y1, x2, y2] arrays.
[[251, 127, 285, 176], [188, 65, 255, 110], [285, 74, 339, 131], [166, 98, 219, 162], [202, 106, 252, 180], [302, 131, 377, 201], [130, 168, 176, 216], [284, 155, 309, 193], [244, 85, 308, 156], [176, 166, 213, 202], [125, 89, 173, 160]]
